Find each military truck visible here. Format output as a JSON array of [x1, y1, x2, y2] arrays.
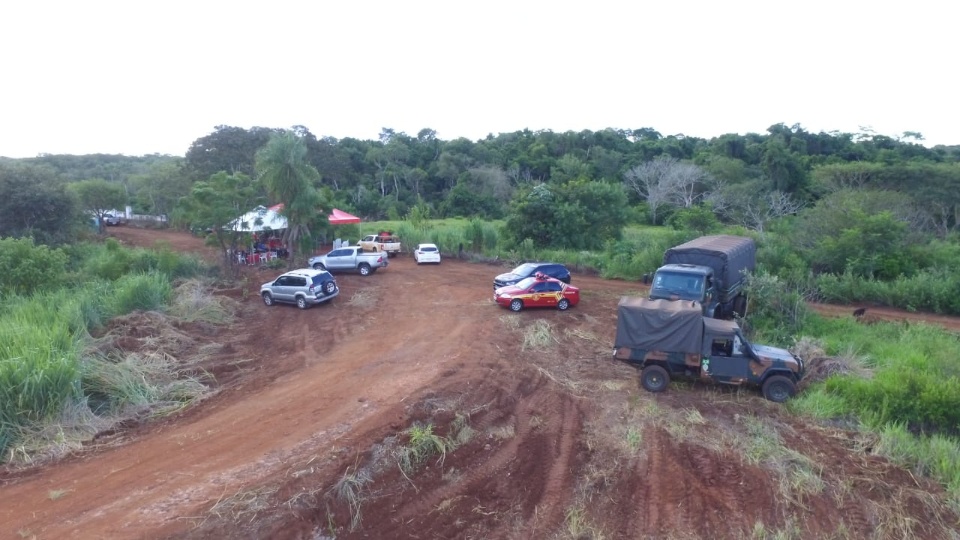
[[613, 297, 803, 402], [649, 235, 755, 319]]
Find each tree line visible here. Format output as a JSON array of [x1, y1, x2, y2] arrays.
[[2, 123, 959, 266]]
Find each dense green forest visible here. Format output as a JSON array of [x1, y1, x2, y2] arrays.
[[2, 123, 960, 313]]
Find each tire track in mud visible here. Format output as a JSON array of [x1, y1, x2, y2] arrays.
[[389, 369, 581, 532]]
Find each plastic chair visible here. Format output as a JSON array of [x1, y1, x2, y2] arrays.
[[258, 252, 269, 263]]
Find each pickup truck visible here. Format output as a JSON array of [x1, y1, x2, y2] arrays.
[[308, 246, 388, 276], [613, 297, 804, 402], [358, 234, 402, 257]]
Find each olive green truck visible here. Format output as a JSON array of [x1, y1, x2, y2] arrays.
[[613, 297, 804, 402]]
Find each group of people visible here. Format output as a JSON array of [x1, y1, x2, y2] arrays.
[[234, 233, 289, 264]]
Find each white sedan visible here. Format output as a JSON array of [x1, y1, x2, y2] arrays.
[[414, 243, 441, 264]]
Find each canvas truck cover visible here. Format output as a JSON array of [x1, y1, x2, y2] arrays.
[[662, 235, 756, 289], [615, 297, 703, 354]]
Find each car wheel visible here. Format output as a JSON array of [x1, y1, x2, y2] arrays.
[[296, 296, 310, 310], [359, 263, 371, 276], [762, 375, 796, 403], [313, 263, 325, 271], [323, 281, 336, 295], [510, 299, 523, 312], [558, 298, 570, 311], [261, 292, 274, 306], [641, 365, 670, 393]]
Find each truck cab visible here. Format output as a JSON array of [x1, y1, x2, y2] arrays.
[[649, 264, 726, 317]]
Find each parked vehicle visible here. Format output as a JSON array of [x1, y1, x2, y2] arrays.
[[649, 235, 755, 319], [494, 272, 580, 312], [613, 297, 803, 402], [308, 245, 388, 276], [493, 262, 570, 290], [260, 268, 339, 309], [102, 212, 123, 226], [358, 233, 402, 257], [414, 243, 441, 264]]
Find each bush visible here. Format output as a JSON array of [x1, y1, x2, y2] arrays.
[[0, 237, 69, 296]]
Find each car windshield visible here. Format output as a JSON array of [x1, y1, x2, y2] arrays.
[[513, 277, 537, 289], [511, 263, 537, 277], [651, 271, 704, 300]]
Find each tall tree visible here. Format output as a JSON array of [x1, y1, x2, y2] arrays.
[[0, 163, 81, 243], [256, 131, 324, 264], [68, 179, 127, 234], [178, 171, 262, 268]]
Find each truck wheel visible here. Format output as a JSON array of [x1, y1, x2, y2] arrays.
[[557, 299, 570, 311], [762, 375, 796, 403], [640, 365, 670, 393], [261, 292, 274, 306], [296, 296, 310, 310], [509, 299, 523, 312], [359, 263, 371, 276], [312, 263, 326, 271]]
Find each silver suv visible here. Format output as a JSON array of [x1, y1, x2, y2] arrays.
[[260, 268, 339, 309]]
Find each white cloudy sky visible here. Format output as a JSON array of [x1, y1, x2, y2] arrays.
[[1, 0, 955, 158]]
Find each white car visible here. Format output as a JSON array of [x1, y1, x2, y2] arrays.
[[414, 243, 441, 264]]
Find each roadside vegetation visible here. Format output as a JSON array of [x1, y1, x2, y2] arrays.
[[0, 237, 225, 462]]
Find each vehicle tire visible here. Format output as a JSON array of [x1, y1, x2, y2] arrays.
[[358, 263, 371, 276], [558, 299, 570, 311], [640, 365, 670, 393], [762, 375, 796, 403], [510, 299, 523, 312], [323, 281, 336, 295], [261, 292, 274, 306], [296, 296, 309, 310], [312, 263, 326, 271]]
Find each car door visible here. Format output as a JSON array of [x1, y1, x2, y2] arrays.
[[289, 276, 307, 301], [529, 282, 552, 307], [327, 249, 350, 270], [272, 276, 292, 303]]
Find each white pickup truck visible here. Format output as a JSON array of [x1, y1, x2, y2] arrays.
[[308, 246, 388, 276], [358, 234, 402, 257]]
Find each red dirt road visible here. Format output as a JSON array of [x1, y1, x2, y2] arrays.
[[1, 227, 957, 539]]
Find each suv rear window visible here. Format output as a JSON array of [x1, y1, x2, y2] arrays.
[[311, 275, 328, 286]]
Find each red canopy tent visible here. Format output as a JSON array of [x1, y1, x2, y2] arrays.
[[327, 208, 361, 224]]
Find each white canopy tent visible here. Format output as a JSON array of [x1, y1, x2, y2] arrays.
[[229, 204, 288, 232]]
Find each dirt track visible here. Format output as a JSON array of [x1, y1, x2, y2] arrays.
[[1, 227, 957, 539]]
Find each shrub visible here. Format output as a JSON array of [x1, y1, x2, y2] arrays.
[[0, 237, 69, 296]]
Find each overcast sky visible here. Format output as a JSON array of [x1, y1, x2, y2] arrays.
[[1, 0, 955, 158]]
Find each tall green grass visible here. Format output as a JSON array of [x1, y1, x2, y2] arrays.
[[0, 235, 213, 459], [789, 314, 960, 501]]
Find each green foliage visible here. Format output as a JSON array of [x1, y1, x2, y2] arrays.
[[825, 371, 960, 434], [0, 163, 83, 244], [815, 268, 960, 314], [256, 131, 325, 263], [396, 422, 446, 474], [108, 272, 172, 314], [503, 179, 628, 250], [68, 178, 127, 234], [0, 237, 69, 297], [666, 205, 721, 235], [742, 271, 810, 342], [0, 242, 211, 458]]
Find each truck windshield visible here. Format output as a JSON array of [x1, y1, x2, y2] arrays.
[[651, 271, 704, 300]]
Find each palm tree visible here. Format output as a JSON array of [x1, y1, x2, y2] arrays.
[[255, 132, 324, 266]]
